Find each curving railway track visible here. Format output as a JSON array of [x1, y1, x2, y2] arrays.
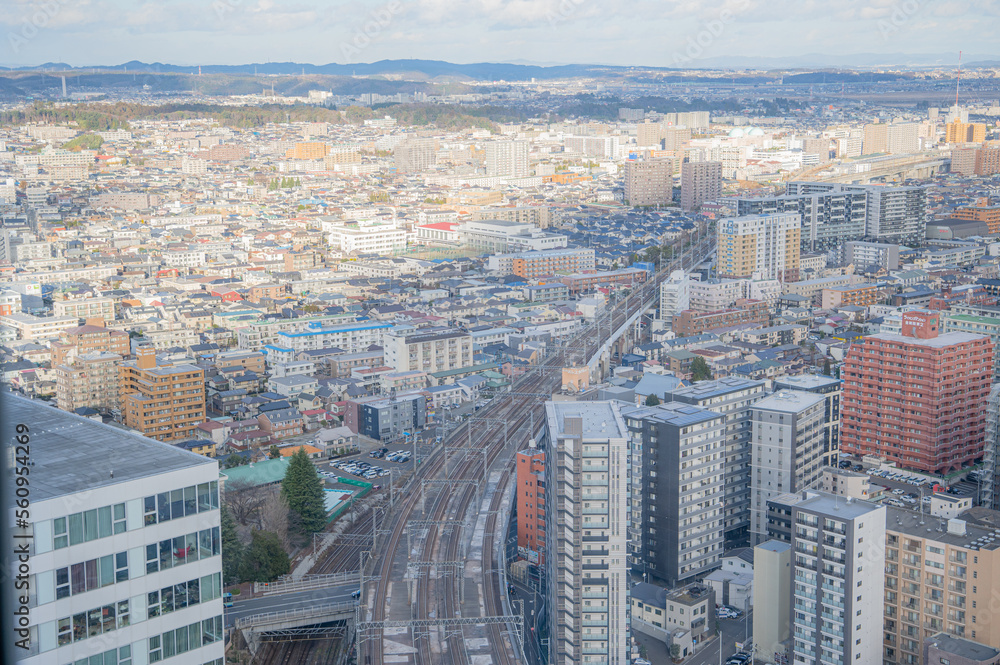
[[265, 233, 716, 665]]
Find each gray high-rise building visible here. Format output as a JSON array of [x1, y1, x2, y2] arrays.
[[393, 137, 438, 173], [668, 377, 769, 549], [735, 189, 868, 252], [773, 374, 842, 467], [624, 159, 673, 207], [784, 182, 927, 246], [750, 390, 827, 544], [680, 161, 722, 212], [621, 402, 727, 587]]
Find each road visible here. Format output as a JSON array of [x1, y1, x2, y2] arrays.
[[223, 585, 361, 628]]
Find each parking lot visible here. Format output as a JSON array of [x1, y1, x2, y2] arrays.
[[840, 460, 983, 509]]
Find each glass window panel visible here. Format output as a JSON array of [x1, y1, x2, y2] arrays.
[[102, 604, 115, 633], [188, 623, 200, 651], [98, 506, 112, 539], [114, 503, 125, 521], [199, 529, 212, 559], [54, 516, 66, 536], [69, 513, 84, 545], [147, 591, 160, 618], [87, 608, 102, 637], [212, 527, 221, 556], [73, 613, 86, 642], [186, 533, 199, 562], [85, 559, 99, 591], [56, 567, 70, 599], [71, 563, 86, 595], [116, 552, 129, 582], [184, 486, 197, 516], [58, 617, 72, 646], [162, 630, 175, 659], [146, 544, 159, 574], [157, 493, 170, 522], [174, 583, 188, 610], [170, 490, 184, 520], [161, 586, 174, 614], [159, 540, 172, 570], [119, 645, 131, 659], [144, 496, 157, 525], [176, 624, 188, 653], [197, 483, 210, 512], [89, 654, 103, 665], [188, 578, 200, 606], [210, 481, 219, 509], [99, 554, 114, 587], [173, 536, 186, 565], [118, 600, 130, 629], [202, 619, 213, 646], [83, 510, 98, 542]]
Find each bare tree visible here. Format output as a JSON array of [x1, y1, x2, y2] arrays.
[[224, 479, 266, 527], [257, 489, 290, 544]]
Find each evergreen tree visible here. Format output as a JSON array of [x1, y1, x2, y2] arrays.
[[690, 356, 713, 382], [269, 445, 280, 459], [644, 393, 661, 406], [823, 358, 832, 376], [220, 504, 243, 585], [281, 448, 327, 535], [237, 531, 289, 583]]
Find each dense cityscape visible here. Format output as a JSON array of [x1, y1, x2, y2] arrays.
[[6, 41, 1000, 665]]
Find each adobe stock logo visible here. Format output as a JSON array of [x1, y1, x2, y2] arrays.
[[8, 0, 72, 55], [340, 1, 404, 61], [669, 0, 752, 68]]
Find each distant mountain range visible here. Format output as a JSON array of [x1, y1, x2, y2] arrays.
[[1, 54, 997, 81]]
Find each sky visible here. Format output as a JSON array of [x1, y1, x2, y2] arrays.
[[2, 0, 999, 69]]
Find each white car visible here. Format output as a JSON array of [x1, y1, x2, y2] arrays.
[[892, 488, 906, 495]]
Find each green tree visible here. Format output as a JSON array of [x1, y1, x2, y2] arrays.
[[220, 504, 243, 585], [690, 356, 713, 382], [281, 448, 327, 535], [644, 393, 661, 406], [224, 454, 250, 469], [269, 445, 281, 459], [823, 358, 832, 376], [237, 530, 289, 583]]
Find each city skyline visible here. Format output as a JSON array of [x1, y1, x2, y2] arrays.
[[2, 0, 1000, 68]]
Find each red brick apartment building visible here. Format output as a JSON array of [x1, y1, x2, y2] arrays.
[[516, 447, 546, 565], [840, 311, 993, 474]]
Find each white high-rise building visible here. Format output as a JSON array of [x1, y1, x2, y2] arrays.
[[658, 270, 690, 326], [787, 491, 885, 665], [485, 140, 528, 177], [9, 394, 225, 665], [717, 212, 801, 282], [544, 401, 629, 665]]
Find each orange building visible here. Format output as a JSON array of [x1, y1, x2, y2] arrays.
[[120, 347, 206, 442], [953, 198, 1000, 234], [285, 142, 328, 160], [821, 283, 882, 309], [945, 120, 987, 144], [516, 447, 546, 565], [51, 322, 130, 365]]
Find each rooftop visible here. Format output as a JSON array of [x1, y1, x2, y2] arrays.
[[546, 400, 628, 440], [7, 393, 216, 502], [794, 490, 885, 520], [621, 402, 722, 428], [887, 506, 1000, 551], [925, 633, 1000, 661], [753, 389, 826, 413], [670, 376, 766, 400], [866, 331, 991, 348]]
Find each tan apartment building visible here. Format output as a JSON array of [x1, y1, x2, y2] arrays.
[[883, 508, 1000, 665], [383, 328, 474, 375], [680, 160, 722, 212], [52, 296, 115, 321], [51, 322, 131, 364], [213, 349, 265, 375], [820, 283, 882, 309], [120, 346, 206, 442], [55, 351, 121, 414], [717, 213, 800, 282]]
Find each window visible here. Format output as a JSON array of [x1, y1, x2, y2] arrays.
[[113, 503, 127, 534], [144, 496, 157, 526], [53, 517, 68, 549]]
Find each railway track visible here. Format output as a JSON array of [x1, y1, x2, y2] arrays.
[[276, 233, 717, 665]]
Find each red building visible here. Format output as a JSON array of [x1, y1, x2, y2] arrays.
[[840, 320, 993, 474], [516, 447, 545, 565]]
